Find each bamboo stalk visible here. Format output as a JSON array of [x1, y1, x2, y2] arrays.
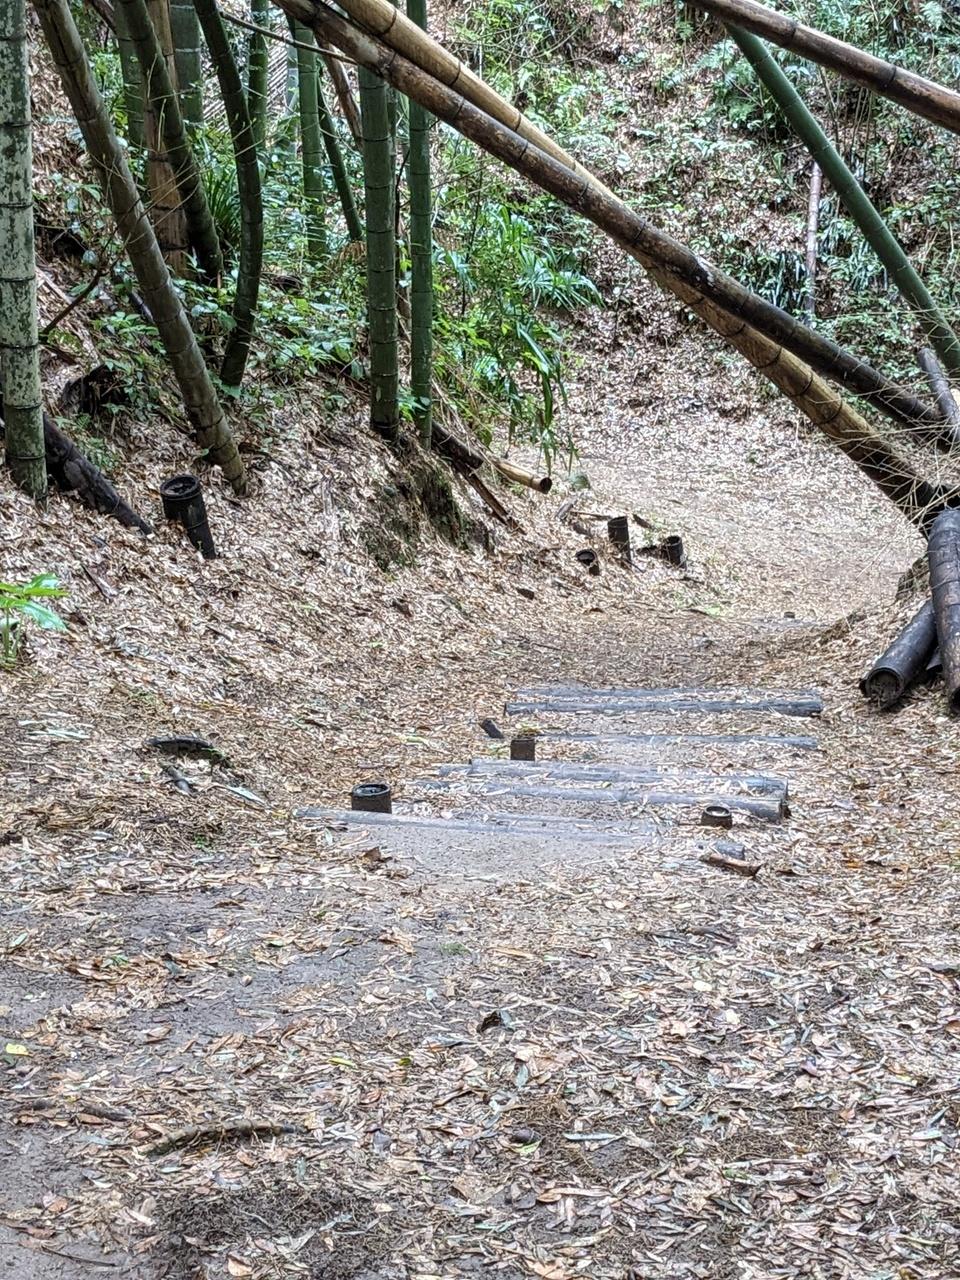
[[317, 67, 362, 240], [729, 26, 960, 380], [113, 0, 145, 149], [169, 0, 203, 130], [324, 52, 362, 141], [492, 458, 552, 493], [1, 0, 47, 499], [928, 509, 960, 713], [116, 0, 223, 283], [291, 19, 327, 260], [193, 0, 263, 390], [281, 0, 943, 445], [273, 0, 948, 527], [406, 0, 433, 447], [248, 0, 270, 151], [804, 162, 821, 320], [688, 0, 960, 139], [359, 61, 399, 438], [918, 347, 960, 443], [33, 0, 246, 492], [142, 0, 189, 274]]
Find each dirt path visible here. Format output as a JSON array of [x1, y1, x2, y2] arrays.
[[4, 349, 960, 1279]]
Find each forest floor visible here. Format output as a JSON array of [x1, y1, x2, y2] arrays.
[[5, 278, 960, 1280]]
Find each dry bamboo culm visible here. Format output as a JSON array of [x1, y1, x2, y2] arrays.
[[272, 0, 949, 527]]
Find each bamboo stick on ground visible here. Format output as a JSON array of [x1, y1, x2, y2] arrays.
[[491, 458, 553, 493], [859, 600, 937, 708]]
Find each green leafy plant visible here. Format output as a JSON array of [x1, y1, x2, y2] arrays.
[[0, 574, 67, 668]]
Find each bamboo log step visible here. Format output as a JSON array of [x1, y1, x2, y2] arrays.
[[507, 693, 823, 718], [297, 806, 659, 842], [406, 778, 785, 821], [540, 729, 819, 750], [436, 760, 789, 799]]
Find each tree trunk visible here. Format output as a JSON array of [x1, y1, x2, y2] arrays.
[[113, 0, 145, 150], [193, 0, 264, 390], [317, 69, 362, 241], [729, 26, 960, 380], [804, 161, 820, 320], [406, 0, 433, 447], [291, 19, 327, 261], [247, 0, 270, 152], [282, 0, 950, 526], [688, 0, 960, 139], [117, 0, 223, 283], [0, 0, 48, 499], [169, 0, 202, 131], [310, 0, 944, 447], [359, 63, 399, 439], [34, 0, 247, 492]]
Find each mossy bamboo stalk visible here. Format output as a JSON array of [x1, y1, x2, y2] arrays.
[[288, 0, 944, 446], [169, 0, 203, 130], [729, 26, 960, 380], [1, 0, 47, 499], [248, 0, 270, 152], [317, 69, 362, 240], [117, 0, 223, 283], [113, 1, 145, 150], [359, 63, 399, 438], [274, 0, 949, 524], [291, 19, 327, 259], [193, 0, 264, 390], [406, 0, 432, 446], [689, 0, 960, 139], [33, 0, 246, 492]]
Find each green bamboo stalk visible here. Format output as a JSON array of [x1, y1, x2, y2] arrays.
[[193, 0, 264, 390], [0, 0, 47, 499], [113, 0, 145, 150], [406, 0, 432, 446], [169, 0, 203, 130], [317, 67, 362, 241], [291, 19, 327, 260], [359, 64, 399, 438], [729, 25, 960, 378], [117, 0, 222, 282], [247, 0, 270, 152], [33, 0, 247, 493]]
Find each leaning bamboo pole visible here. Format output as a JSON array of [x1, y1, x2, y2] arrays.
[[276, 0, 942, 446], [688, 0, 960, 139], [33, 0, 247, 493], [729, 26, 960, 381], [271, 0, 948, 527]]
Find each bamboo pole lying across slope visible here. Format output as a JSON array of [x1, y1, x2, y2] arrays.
[[277, 0, 943, 446], [688, 0, 960, 139], [272, 0, 948, 527]]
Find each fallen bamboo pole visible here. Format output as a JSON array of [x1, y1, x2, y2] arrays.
[[859, 599, 937, 708], [292, 0, 944, 443], [928, 509, 960, 712], [688, 0, 960, 139], [918, 347, 960, 446], [491, 458, 553, 493], [272, 0, 949, 528]]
